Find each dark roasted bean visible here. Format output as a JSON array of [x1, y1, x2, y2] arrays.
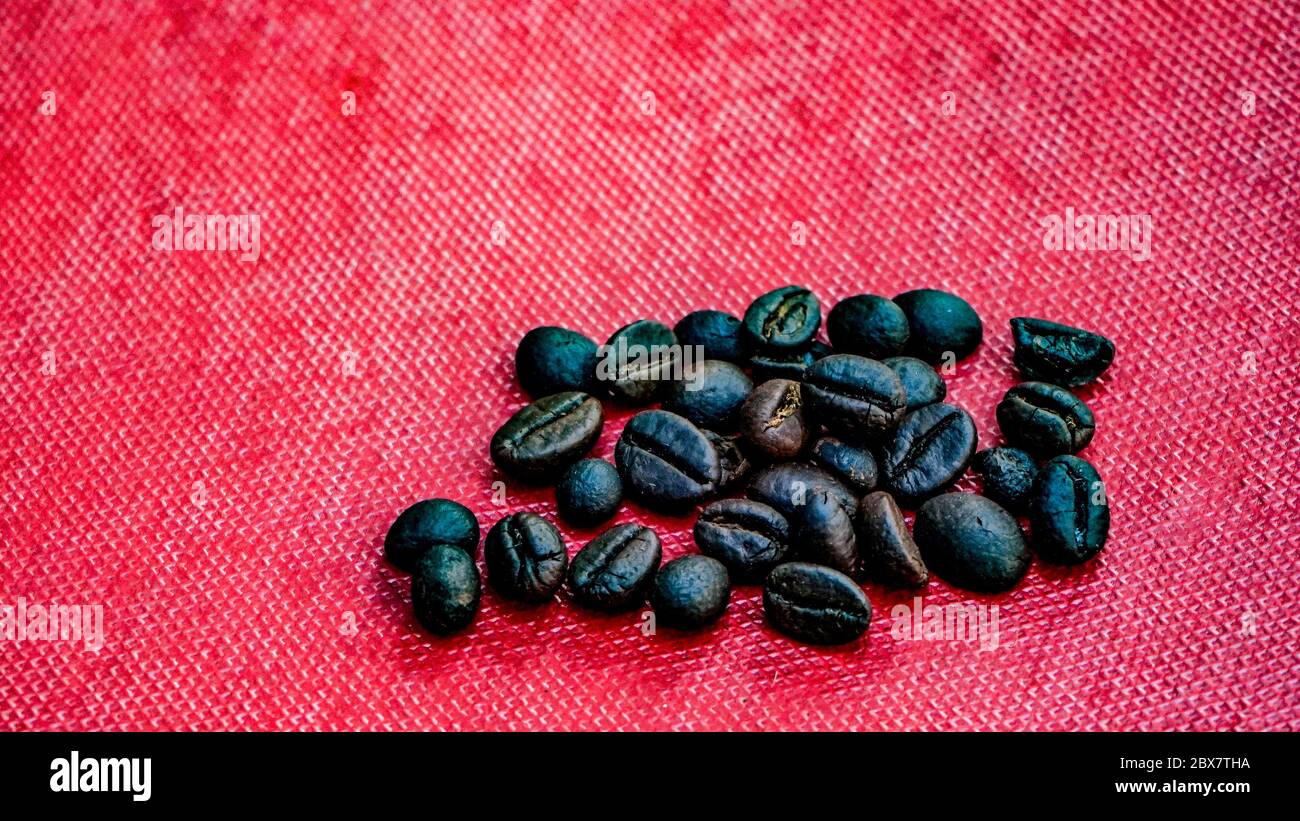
[[412, 545, 481, 635], [763, 562, 871, 645], [802, 354, 907, 440], [484, 512, 568, 603], [882, 356, 947, 410], [793, 490, 858, 576], [1030, 455, 1110, 564], [651, 555, 730, 629], [702, 430, 752, 493], [739, 379, 810, 461], [749, 340, 832, 382], [567, 523, 662, 611], [880, 402, 978, 507], [913, 493, 1029, 592], [693, 499, 790, 582], [827, 294, 910, 358], [972, 447, 1039, 515], [996, 381, 1095, 457], [810, 436, 878, 495], [856, 491, 928, 588], [515, 326, 599, 398], [615, 410, 720, 510], [743, 286, 821, 351], [385, 498, 480, 572], [555, 458, 622, 526], [490, 391, 604, 482], [600, 319, 680, 405], [1011, 317, 1115, 387], [747, 462, 858, 520], [663, 360, 753, 431], [674, 309, 747, 363], [893, 289, 983, 363]]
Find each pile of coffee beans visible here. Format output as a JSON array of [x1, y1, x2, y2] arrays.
[[384, 285, 1115, 645]]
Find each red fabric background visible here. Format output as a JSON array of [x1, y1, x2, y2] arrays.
[[2, 0, 1297, 731]]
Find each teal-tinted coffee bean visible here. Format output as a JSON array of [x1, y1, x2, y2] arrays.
[[856, 491, 928, 588], [568, 524, 662, 612], [663, 360, 753, 431], [615, 410, 721, 510], [601, 319, 680, 404], [972, 447, 1039, 515], [894, 289, 983, 364], [802, 354, 907, 440], [747, 462, 858, 520], [1030, 455, 1110, 564], [1011, 317, 1115, 387], [674, 310, 747, 363], [882, 356, 947, 410], [385, 498, 480, 572], [810, 436, 878, 495], [792, 490, 858, 576], [826, 294, 909, 358], [556, 458, 622, 526], [412, 544, 480, 635], [914, 493, 1030, 593], [880, 403, 978, 507], [652, 555, 730, 630], [996, 382, 1095, 457], [515, 326, 599, 398], [694, 498, 790, 583], [484, 512, 568, 603], [763, 562, 871, 645], [490, 391, 604, 482], [743, 285, 821, 351]]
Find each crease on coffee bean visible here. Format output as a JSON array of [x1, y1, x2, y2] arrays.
[[768, 589, 861, 630], [806, 377, 895, 408], [761, 292, 809, 339], [763, 384, 802, 430], [622, 427, 713, 484], [1064, 462, 1093, 549], [887, 409, 961, 481], [501, 394, 592, 448]]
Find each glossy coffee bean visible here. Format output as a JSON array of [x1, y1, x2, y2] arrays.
[[694, 499, 790, 582], [663, 360, 753, 431], [747, 462, 858, 520], [996, 382, 1095, 457], [856, 491, 928, 588], [914, 493, 1029, 593], [412, 544, 480, 635], [972, 447, 1039, 515], [739, 379, 810, 461], [1030, 455, 1110, 564], [651, 555, 730, 629], [802, 354, 907, 440], [880, 402, 978, 507], [515, 326, 599, 398], [893, 289, 983, 363], [749, 340, 832, 382], [793, 490, 858, 576], [601, 319, 679, 405], [1011, 317, 1115, 387], [743, 285, 821, 351], [385, 498, 480, 572], [827, 294, 909, 358], [615, 410, 720, 510], [484, 513, 568, 603], [703, 430, 752, 493], [882, 356, 947, 410], [568, 523, 662, 611], [763, 562, 871, 645], [490, 391, 604, 482], [810, 436, 878, 495], [674, 309, 746, 363], [556, 458, 622, 526]]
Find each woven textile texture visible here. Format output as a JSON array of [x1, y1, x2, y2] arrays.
[[2, 0, 1297, 731]]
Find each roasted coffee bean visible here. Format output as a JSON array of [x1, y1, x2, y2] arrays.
[[793, 490, 858, 576], [651, 555, 730, 629], [880, 402, 978, 507], [1030, 455, 1110, 564], [703, 430, 752, 493], [743, 285, 821, 351], [693, 499, 790, 582], [810, 436, 878, 495], [856, 491, 928, 588], [749, 340, 832, 382], [747, 462, 858, 519], [763, 562, 871, 645], [515, 326, 599, 398], [674, 309, 746, 363], [484, 512, 568, 603], [914, 493, 1029, 592], [385, 498, 480, 572], [555, 458, 622, 526], [893, 289, 983, 363], [490, 391, 604, 482], [601, 319, 680, 405], [802, 354, 907, 440], [412, 544, 481, 635], [615, 410, 720, 510], [739, 379, 810, 461], [1011, 317, 1115, 387], [568, 523, 662, 611], [972, 447, 1039, 515], [827, 294, 909, 358], [996, 381, 1095, 457], [882, 356, 947, 410], [663, 360, 753, 431]]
